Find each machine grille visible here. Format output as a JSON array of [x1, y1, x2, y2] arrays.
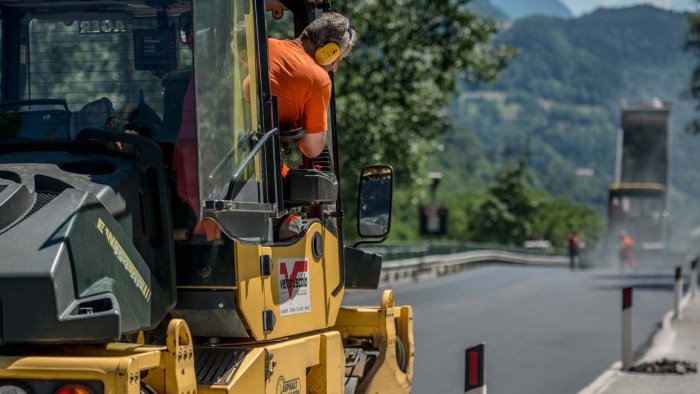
[[0, 191, 57, 236], [194, 347, 249, 385], [0, 185, 6, 193]]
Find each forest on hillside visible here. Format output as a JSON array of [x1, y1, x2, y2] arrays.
[[437, 5, 700, 251]]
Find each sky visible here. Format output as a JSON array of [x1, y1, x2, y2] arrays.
[[560, 0, 697, 16]]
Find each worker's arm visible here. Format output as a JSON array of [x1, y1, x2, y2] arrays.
[[299, 74, 331, 158], [299, 132, 327, 157]]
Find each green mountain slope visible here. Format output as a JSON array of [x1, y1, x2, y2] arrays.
[[492, 0, 572, 19], [445, 5, 700, 248], [466, 0, 510, 23]]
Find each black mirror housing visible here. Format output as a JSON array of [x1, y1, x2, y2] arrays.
[[357, 165, 393, 239]]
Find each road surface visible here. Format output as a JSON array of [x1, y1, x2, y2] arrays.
[[344, 263, 685, 393]]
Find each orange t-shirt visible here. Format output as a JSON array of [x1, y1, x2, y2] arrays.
[[622, 236, 634, 248], [267, 39, 331, 134]]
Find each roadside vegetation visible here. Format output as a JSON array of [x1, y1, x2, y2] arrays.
[[335, 0, 607, 249]]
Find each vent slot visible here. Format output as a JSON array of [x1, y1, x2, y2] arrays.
[[71, 297, 114, 316], [0, 171, 20, 183], [34, 174, 72, 194], [0, 191, 58, 236]]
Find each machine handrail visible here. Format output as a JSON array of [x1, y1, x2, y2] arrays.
[[218, 128, 279, 201]]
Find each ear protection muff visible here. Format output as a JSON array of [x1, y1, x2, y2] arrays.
[[314, 21, 353, 66], [314, 41, 342, 66]]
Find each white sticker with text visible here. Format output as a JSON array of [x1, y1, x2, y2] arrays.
[[278, 258, 311, 316]]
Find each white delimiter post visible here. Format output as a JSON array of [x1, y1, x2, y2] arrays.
[[691, 258, 698, 298], [622, 287, 633, 371], [674, 266, 683, 320]]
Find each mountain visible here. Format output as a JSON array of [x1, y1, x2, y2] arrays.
[[466, 0, 510, 23], [444, 5, 700, 247], [491, 0, 573, 19]]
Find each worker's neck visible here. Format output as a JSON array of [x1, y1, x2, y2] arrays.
[[295, 37, 316, 59]]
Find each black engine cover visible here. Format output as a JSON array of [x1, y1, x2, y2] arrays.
[[0, 137, 175, 343]]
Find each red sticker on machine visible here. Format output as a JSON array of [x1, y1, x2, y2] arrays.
[[278, 258, 311, 316]]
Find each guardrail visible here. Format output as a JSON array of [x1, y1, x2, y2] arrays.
[[361, 241, 569, 285], [361, 240, 561, 262]]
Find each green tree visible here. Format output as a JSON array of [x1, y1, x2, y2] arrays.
[[333, 0, 514, 235], [459, 162, 605, 246], [532, 196, 605, 249], [468, 162, 539, 244]]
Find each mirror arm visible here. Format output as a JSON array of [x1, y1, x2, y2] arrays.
[[353, 236, 388, 249]]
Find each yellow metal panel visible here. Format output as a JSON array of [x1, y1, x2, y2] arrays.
[[197, 333, 342, 394], [333, 290, 414, 393], [322, 227, 343, 327], [237, 222, 342, 340], [227, 348, 266, 392], [262, 223, 331, 339], [608, 182, 666, 191], [264, 337, 316, 394], [0, 347, 164, 394], [396, 305, 415, 385], [0, 320, 200, 394], [306, 332, 344, 394], [235, 243, 269, 338]]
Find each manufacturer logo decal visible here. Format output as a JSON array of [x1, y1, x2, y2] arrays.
[[79, 20, 127, 34], [276, 376, 301, 394], [96, 217, 151, 301], [278, 258, 311, 316]]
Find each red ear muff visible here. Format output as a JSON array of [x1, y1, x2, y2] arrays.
[[315, 41, 342, 66]]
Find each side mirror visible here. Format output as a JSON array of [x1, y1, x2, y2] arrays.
[[357, 165, 393, 238]]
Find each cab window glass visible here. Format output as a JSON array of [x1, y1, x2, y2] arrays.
[[194, 0, 261, 209], [266, 8, 294, 39], [0, 4, 192, 141]]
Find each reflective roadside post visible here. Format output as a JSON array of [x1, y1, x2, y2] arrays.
[[622, 287, 633, 371], [691, 257, 698, 298], [465, 343, 485, 394], [674, 266, 682, 320]]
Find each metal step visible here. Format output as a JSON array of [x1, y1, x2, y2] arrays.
[[194, 347, 249, 385]]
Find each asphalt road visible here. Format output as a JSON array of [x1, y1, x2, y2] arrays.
[[344, 262, 686, 394]]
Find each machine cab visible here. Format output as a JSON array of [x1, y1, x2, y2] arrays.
[[0, 0, 392, 344]]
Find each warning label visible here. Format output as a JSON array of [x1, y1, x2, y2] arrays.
[[278, 258, 311, 316]]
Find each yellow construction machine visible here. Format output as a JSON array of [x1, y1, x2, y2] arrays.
[[0, 0, 413, 392]]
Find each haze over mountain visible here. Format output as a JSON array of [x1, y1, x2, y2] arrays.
[[441, 5, 700, 247], [491, 0, 573, 19], [561, 0, 696, 16], [466, 0, 510, 22]]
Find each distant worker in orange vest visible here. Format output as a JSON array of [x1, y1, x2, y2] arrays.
[[567, 231, 581, 270], [619, 231, 638, 271]]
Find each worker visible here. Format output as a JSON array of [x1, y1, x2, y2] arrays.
[[567, 231, 580, 270], [619, 231, 638, 271], [267, 12, 357, 158], [264, 12, 356, 241]]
